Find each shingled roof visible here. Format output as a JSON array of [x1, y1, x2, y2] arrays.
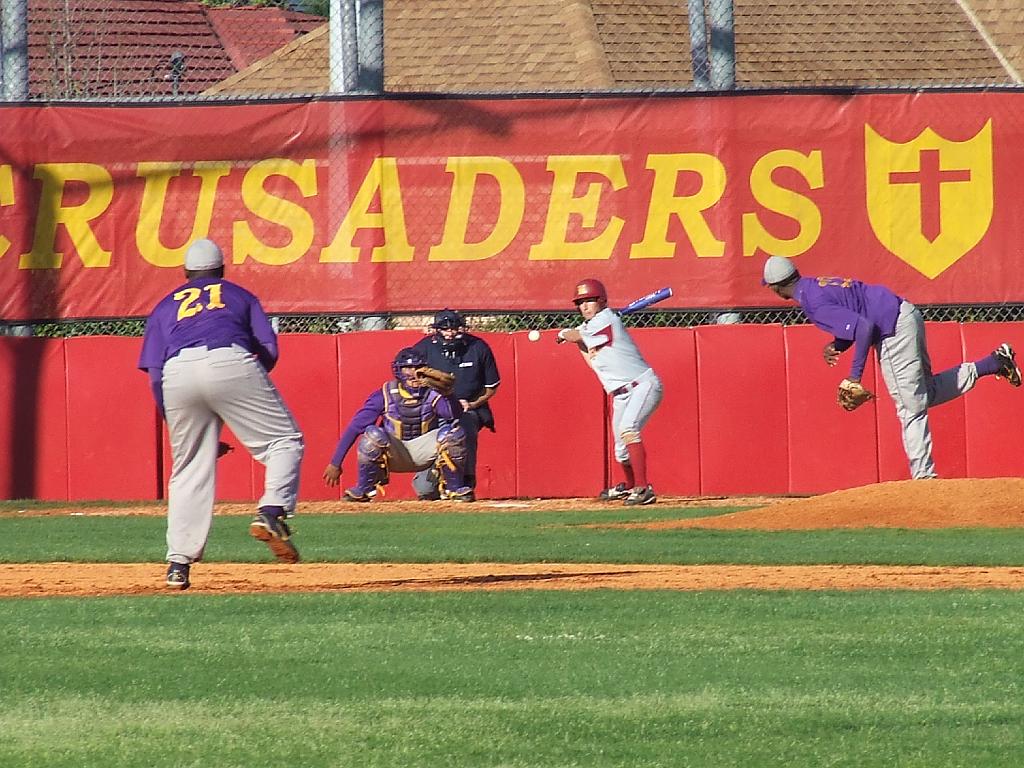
[[737, 0, 1012, 86], [28, 0, 324, 99], [24, 0, 1024, 99], [206, 0, 1024, 97]]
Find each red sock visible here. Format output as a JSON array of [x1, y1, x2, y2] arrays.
[[625, 442, 648, 487], [621, 461, 635, 488]]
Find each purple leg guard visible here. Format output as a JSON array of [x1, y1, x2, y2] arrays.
[[352, 425, 390, 494], [436, 422, 469, 495]]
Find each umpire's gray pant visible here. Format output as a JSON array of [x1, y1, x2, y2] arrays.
[[878, 301, 978, 480], [162, 345, 304, 564]]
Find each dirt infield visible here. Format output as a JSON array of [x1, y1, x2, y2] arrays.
[[3, 562, 1024, 597], [612, 477, 1024, 531], [0, 494, 775, 519], [3, 478, 1022, 597]]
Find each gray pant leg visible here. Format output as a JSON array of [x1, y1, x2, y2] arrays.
[[879, 303, 936, 479], [611, 375, 663, 463], [389, 430, 439, 473], [206, 347, 304, 512], [413, 412, 483, 495], [879, 303, 981, 479], [929, 363, 979, 407], [163, 354, 220, 563]]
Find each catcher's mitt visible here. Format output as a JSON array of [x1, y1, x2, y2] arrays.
[[837, 378, 875, 411], [415, 366, 456, 396]]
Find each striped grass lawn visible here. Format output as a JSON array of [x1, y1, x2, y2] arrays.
[[1, 507, 1023, 565], [1, 590, 1022, 768], [1, 506, 1022, 766]]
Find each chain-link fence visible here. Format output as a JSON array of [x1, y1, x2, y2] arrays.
[[6, 303, 1024, 338]]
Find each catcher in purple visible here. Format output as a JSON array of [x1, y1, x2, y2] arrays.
[[763, 256, 1021, 479], [138, 238, 305, 590], [322, 347, 473, 501]]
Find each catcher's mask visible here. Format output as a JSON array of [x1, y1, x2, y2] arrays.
[[392, 347, 427, 387], [573, 278, 607, 305], [432, 309, 467, 354]]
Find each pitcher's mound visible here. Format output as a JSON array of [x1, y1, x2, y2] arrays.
[[629, 478, 1024, 531]]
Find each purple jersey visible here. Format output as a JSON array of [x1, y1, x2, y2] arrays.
[[137, 277, 278, 373], [794, 276, 902, 381]]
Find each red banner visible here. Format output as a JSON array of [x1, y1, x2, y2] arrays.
[[0, 92, 1020, 321]]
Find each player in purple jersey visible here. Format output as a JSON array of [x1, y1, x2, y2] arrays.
[[763, 256, 1021, 479], [138, 239, 304, 589], [322, 347, 473, 502], [557, 278, 663, 505]]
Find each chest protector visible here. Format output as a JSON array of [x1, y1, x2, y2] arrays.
[[382, 380, 439, 440]]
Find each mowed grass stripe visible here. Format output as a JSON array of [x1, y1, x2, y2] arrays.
[[1, 590, 1022, 768], [0, 509, 1022, 565]]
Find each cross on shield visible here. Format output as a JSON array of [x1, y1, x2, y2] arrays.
[[864, 121, 993, 278]]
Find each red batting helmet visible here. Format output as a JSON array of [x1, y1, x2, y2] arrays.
[[573, 278, 607, 305]]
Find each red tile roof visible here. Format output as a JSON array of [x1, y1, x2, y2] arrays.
[[206, 6, 323, 71], [28, 0, 324, 99]]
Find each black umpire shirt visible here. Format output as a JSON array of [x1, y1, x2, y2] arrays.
[[412, 333, 500, 430]]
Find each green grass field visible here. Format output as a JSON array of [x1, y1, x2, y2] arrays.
[[2, 508, 1023, 565], [1, 504, 1023, 767]]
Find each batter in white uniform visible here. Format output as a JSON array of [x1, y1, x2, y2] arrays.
[[558, 278, 663, 505]]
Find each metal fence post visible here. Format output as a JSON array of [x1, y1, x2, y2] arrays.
[[688, 0, 710, 90], [1, 0, 29, 101], [709, 0, 736, 90]]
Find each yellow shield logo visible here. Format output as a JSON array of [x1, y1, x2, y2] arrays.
[[865, 121, 992, 278]]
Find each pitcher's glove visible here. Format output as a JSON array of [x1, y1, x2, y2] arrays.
[[837, 378, 874, 411], [415, 366, 456, 396]]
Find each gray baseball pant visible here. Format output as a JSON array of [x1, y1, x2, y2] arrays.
[[878, 301, 978, 480], [162, 345, 304, 564]]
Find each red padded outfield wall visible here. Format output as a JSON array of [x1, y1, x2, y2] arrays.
[[1, 326, 1021, 501]]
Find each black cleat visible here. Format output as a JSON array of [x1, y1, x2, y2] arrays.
[[623, 485, 657, 506], [993, 343, 1021, 387], [249, 511, 300, 563], [598, 482, 629, 501], [343, 487, 373, 503], [166, 562, 191, 590]]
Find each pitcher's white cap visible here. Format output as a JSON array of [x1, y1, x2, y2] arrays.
[[762, 256, 797, 286], [184, 239, 224, 270]]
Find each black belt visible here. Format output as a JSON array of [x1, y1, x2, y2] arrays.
[[185, 341, 242, 352], [612, 380, 641, 396]]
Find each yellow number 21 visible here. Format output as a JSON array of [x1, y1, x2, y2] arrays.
[[174, 283, 226, 321]]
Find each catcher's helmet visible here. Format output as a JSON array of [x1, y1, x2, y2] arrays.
[[392, 347, 426, 377], [431, 309, 465, 330], [573, 278, 607, 305]]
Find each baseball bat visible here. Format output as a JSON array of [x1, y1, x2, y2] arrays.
[[618, 286, 673, 316], [557, 286, 673, 342]]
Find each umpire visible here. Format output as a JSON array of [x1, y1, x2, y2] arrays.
[[411, 309, 500, 501]]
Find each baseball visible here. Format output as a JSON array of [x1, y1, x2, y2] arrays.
[[527, 329, 541, 342]]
